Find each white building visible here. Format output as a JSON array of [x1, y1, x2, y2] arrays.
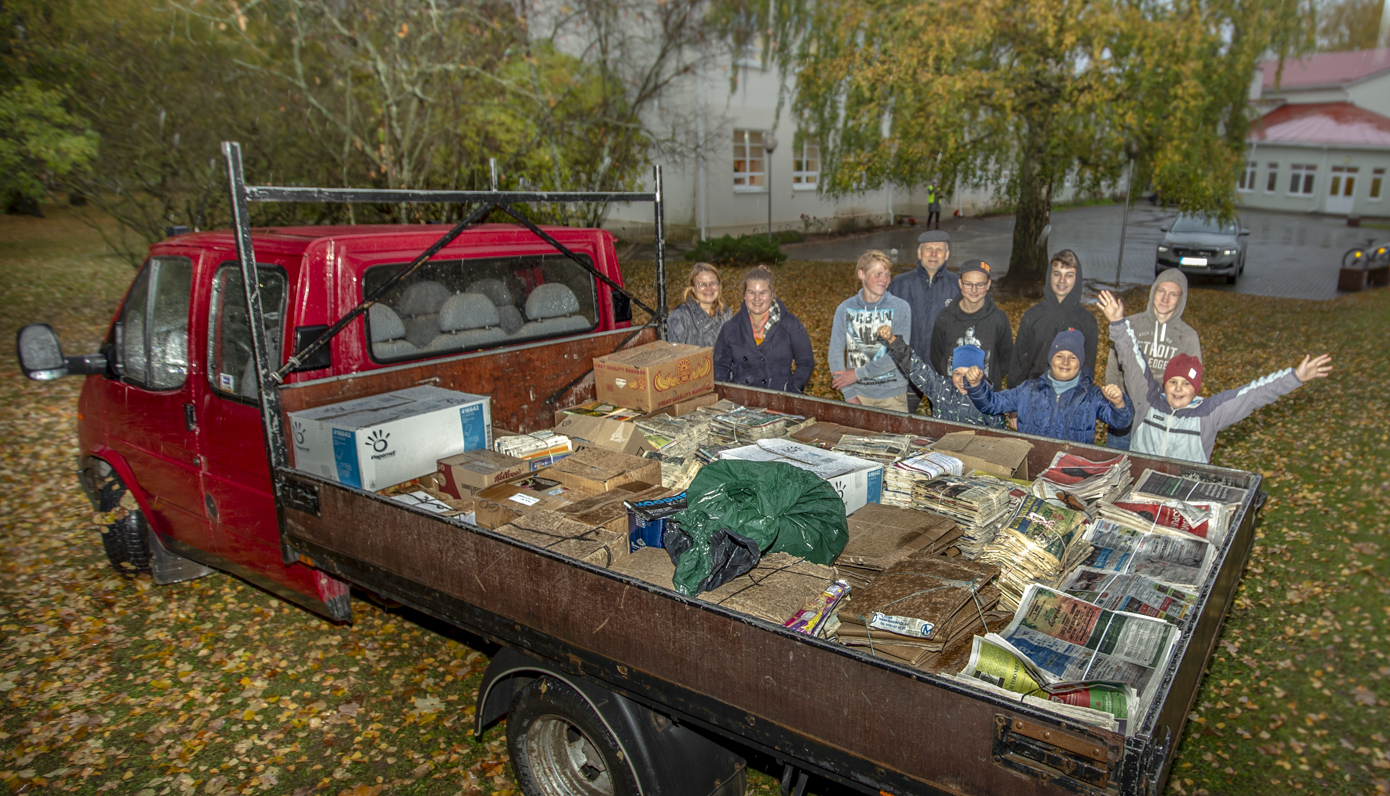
[[1240, 48, 1390, 218]]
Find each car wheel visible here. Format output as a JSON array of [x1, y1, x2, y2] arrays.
[[1226, 272, 1237, 285], [507, 678, 640, 796], [91, 463, 152, 575]]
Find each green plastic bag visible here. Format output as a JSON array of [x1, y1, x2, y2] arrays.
[[670, 460, 849, 596]]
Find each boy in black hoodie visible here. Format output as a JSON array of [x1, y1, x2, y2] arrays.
[[1008, 249, 1099, 387], [929, 260, 1013, 388]]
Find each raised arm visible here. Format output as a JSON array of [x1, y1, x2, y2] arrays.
[[1099, 291, 1165, 410]]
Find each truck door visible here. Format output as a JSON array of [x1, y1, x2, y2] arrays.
[[102, 255, 219, 555]]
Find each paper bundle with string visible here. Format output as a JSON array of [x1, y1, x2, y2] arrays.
[[882, 452, 964, 508], [834, 503, 963, 589], [977, 494, 1089, 612], [834, 550, 1001, 667], [907, 475, 1015, 557], [1030, 450, 1132, 506]]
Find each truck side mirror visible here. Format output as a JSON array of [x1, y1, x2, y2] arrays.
[[16, 323, 107, 381], [1238, 228, 1250, 236]]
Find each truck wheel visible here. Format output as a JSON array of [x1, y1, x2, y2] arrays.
[[507, 678, 640, 796], [90, 462, 152, 575]]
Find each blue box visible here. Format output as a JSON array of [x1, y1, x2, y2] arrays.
[[626, 492, 686, 553]]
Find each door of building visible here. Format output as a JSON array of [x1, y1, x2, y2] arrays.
[[1327, 166, 1358, 214]]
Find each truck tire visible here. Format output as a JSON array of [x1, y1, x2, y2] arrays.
[[507, 677, 640, 796], [88, 461, 152, 575]]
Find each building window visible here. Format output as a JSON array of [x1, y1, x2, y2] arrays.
[[1371, 168, 1385, 201], [1265, 163, 1279, 193], [1329, 165, 1357, 199], [1288, 164, 1316, 196], [792, 138, 820, 190], [733, 129, 766, 191], [1237, 160, 1257, 192]]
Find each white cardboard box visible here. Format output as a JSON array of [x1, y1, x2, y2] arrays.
[[289, 385, 492, 491], [718, 438, 883, 514]]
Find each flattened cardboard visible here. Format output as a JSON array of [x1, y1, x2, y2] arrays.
[[647, 392, 720, 418], [838, 503, 962, 571], [494, 510, 628, 568], [437, 448, 531, 496], [930, 431, 1032, 480], [610, 546, 677, 589], [473, 478, 593, 529], [790, 422, 882, 448], [699, 552, 837, 625], [539, 447, 661, 494], [593, 341, 714, 413], [556, 482, 668, 535], [553, 414, 654, 457]]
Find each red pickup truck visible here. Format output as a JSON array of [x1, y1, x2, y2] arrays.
[[20, 221, 635, 620]]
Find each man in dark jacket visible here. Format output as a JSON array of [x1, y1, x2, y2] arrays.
[[888, 229, 959, 412], [1008, 249, 1099, 387], [929, 260, 1013, 388]]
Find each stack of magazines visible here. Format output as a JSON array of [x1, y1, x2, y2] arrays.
[[1031, 451, 1132, 507], [831, 433, 919, 464], [1095, 497, 1229, 545], [909, 475, 1015, 558], [494, 431, 573, 466], [882, 452, 965, 508], [977, 495, 1090, 612]]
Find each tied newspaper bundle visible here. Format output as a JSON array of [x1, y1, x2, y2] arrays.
[[495, 431, 573, 467], [955, 634, 1130, 733], [1060, 569, 1198, 625], [835, 549, 1004, 670], [635, 413, 708, 490], [908, 475, 1016, 558], [832, 433, 921, 465], [834, 503, 963, 590], [1074, 519, 1215, 590], [977, 495, 1090, 612], [1131, 469, 1249, 507], [882, 452, 965, 508], [1031, 451, 1132, 507], [1096, 496, 1232, 546], [703, 404, 814, 446]]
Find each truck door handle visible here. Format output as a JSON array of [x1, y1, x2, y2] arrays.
[[185, 403, 197, 431]]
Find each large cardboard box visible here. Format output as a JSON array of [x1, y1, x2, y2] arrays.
[[929, 431, 1032, 480], [473, 477, 593, 529], [494, 510, 629, 568], [593, 341, 714, 413], [539, 447, 661, 494], [647, 392, 721, 418], [719, 438, 883, 515], [553, 414, 654, 457], [288, 386, 491, 491], [437, 449, 531, 497]]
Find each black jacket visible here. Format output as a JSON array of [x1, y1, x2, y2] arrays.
[[929, 295, 1013, 388], [714, 301, 814, 393], [888, 264, 960, 366], [1008, 266, 1099, 387]]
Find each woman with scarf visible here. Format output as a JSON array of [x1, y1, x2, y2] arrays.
[[713, 267, 814, 393], [666, 262, 732, 347]]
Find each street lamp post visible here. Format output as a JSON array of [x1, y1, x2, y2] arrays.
[[764, 131, 779, 241], [1114, 141, 1141, 284]]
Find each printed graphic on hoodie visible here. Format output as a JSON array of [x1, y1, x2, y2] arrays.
[[842, 307, 897, 385], [953, 325, 991, 377]]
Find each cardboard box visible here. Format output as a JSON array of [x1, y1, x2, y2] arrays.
[[288, 386, 492, 491], [929, 431, 1032, 480], [437, 449, 531, 497], [556, 482, 668, 536], [473, 477, 593, 529], [539, 447, 662, 494], [494, 510, 628, 568], [553, 414, 654, 457], [593, 341, 714, 413], [719, 438, 883, 515], [647, 392, 721, 418], [627, 491, 686, 552]]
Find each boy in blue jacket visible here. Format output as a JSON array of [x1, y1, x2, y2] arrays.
[[961, 329, 1133, 445], [1097, 291, 1332, 463]]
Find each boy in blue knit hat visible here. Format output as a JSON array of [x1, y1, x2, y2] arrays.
[[961, 329, 1133, 444], [874, 326, 1006, 427]]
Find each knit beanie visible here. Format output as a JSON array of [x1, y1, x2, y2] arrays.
[[1164, 354, 1204, 394], [952, 344, 986, 371], [1048, 329, 1086, 363]]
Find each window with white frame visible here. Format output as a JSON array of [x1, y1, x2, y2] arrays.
[[1371, 168, 1385, 201], [733, 130, 767, 190], [1288, 164, 1316, 196], [1237, 160, 1257, 192], [1265, 163, 1279, 193], [792, 137, 820, 190]]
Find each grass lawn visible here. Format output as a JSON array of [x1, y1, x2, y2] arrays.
[[2, 208, 1387, 795]]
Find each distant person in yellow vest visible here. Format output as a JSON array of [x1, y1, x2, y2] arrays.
[[926, 184, 942, 230]]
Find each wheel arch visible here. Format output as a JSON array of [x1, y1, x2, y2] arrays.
[[78, 448, 158, 523]]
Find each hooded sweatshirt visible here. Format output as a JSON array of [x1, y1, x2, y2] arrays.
[[828, 290, 912, 402], [888, 263, 960, 367], [1008, 263, 1100, 387], [1104, 268, 1202, 430], [929, 294, 1013, 388]]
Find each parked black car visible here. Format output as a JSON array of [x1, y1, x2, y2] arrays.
[[1156, 214, 1249, 284]]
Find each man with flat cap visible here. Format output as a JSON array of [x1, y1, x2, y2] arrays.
[[889, 229, 960, 414]]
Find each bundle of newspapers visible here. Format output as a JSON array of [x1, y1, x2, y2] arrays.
[[906, 475, 1016, 558], [1095, 496, 1232, 546], [702, 404, 813, 445], [635, 412, 706, 460], [831, 433, 920, 464], [882, 452, 965, 508], [954, 634, 1129, 733], [1060, 568, 1198, 625], [1130, 468, 1249, 507], [834, 550, 1002, 669], [977, 495, 1090, 612], [1031, 451, 1132, 507], [1074, 518, 1215, 590], [494, 430, 573, 465], [960, 583, 1182, 730]]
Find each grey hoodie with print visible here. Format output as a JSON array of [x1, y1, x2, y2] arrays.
[[1104, 268, 1201, 435]]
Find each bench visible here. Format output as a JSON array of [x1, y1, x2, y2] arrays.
[[1338, 261, 1390, 291]]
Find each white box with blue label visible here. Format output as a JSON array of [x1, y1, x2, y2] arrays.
[[718, 438, 883, 514], [288, 385, 492, 491]]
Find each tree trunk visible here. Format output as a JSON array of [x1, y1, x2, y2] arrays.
[[1004, 129, 1052, 293]]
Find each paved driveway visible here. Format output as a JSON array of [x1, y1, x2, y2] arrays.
[[784, 204, 1383, 300]]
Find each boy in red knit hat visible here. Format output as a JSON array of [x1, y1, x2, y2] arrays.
[[1097, 291, 1332, 463]]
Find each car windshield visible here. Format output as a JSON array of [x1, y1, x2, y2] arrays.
[[1171, 215, 1238, 235]]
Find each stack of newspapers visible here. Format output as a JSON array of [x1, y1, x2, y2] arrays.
[[831, 433, 919, 464], [703, 405, 812, 446], [882, 452, 965, 509], [1073, 518, 1215, 590], [494, 431, 573, 466], [977, 495, 1090, 612], [909, 475, 1015, 557], [1030, 450, 1132, 507]]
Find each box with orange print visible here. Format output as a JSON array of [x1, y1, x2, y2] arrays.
[[592, 341, 714, 413]]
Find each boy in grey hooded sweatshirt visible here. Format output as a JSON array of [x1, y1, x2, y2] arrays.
[[1104, 268, 1201, 450]]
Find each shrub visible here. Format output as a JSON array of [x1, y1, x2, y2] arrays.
[[683, 233, 787, 266]]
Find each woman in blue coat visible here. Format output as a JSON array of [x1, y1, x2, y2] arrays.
[[713, 267, 814, 393], [962, 329, 1133, 445]]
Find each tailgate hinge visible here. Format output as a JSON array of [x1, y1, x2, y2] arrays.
[[993, 715, 1120, 794]]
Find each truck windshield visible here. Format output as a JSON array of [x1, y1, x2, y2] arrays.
[[362, 253, 599, 362]]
